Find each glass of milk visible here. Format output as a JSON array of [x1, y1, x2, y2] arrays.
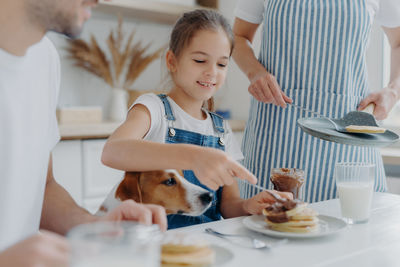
[[67, 221, 161, 267], [335, 162, 375, 224]]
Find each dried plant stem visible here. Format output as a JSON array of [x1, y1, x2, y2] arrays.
[[67, 15, 164, 90]]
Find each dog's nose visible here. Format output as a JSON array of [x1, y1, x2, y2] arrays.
[[199, 192, 213, 205]]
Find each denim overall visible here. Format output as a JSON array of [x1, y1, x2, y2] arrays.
[[158, 94, 225, 229]]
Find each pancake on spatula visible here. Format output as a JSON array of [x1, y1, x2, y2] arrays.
[[345, 125, 386, 133]]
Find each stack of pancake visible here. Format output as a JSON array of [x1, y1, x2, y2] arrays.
[[161, 233, 215, 267], [262, 199, 319, 233]]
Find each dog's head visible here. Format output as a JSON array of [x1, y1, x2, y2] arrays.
[[114, 170, 213, 216]]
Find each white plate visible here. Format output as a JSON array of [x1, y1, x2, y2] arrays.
[[210, 244, 234, 266], [242, 215, 347, 238]]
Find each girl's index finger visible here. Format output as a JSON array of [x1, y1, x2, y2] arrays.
[[282, 92, 293, 105], [232, 164, 257, 184]]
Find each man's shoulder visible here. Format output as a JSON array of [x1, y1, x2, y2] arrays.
[[28, 36, 59, 63], [37, 36, 58, 56]]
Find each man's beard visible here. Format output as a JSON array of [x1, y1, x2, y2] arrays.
[[49, 15, 83, 39], [27, 0, 88, 39], [47, 8, 83, 38]]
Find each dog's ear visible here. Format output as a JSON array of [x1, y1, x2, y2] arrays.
[[115, 172, 142, 202]]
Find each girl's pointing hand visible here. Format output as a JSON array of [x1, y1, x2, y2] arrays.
[[189, 147, 257, 190]]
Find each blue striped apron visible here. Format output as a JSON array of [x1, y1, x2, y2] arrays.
[[240, 0, 386, 203]]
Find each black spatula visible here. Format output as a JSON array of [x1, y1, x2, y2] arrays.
[[289, 103, 385, 134]]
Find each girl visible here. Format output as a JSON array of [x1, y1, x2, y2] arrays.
[[102, 9, 292, 229]]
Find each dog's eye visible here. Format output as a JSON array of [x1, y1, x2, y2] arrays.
[[162, 178, 177, 186]]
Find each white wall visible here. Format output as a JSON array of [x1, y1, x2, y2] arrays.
[[366, 23, 384, 91], [49, 1, 387, 122], [47, 11, 172, 118]]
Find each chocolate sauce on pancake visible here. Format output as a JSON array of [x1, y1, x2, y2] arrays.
[[265, 199, 300, 223]]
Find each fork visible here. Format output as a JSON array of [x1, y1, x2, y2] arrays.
[[243, 181, 291, 202], [287, 103, 342, 131], [204, 228, 287, 249]]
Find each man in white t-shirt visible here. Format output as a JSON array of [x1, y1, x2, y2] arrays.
[[0, 1, 167, 266]]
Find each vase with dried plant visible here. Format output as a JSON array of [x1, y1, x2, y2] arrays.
[[67, 16, 164, 122]]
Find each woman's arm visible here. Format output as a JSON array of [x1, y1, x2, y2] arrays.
[[101, 105, 257, 190], [220, 181, 293, 218], [232, 18, 292, 107], [384, 26, 400, 88], [358, 26, 400, 119]]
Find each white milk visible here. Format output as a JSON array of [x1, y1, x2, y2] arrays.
[[337, 182, 374, 222]]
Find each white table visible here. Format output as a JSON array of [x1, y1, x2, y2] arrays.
[[171, 193, 400, 267]]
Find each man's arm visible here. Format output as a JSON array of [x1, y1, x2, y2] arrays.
[[40, 155, 95, 235], [40, 154, 168, 234]]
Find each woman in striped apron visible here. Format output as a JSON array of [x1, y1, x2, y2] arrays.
[[233, 0, 400, 202]]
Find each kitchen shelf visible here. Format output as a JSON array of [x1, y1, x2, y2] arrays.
[[97, 0, 216, 24], [59, 121, 122, 140]]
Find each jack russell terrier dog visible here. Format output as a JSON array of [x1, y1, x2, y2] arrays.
[[98, 170, 213, 216]]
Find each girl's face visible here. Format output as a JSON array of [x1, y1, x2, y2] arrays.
[[168, 29, 231, 104]]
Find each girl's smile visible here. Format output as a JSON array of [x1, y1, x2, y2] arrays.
[[197, 81, 216, 89]]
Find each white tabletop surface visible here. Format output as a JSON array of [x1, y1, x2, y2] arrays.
[[170, 192, 400, 267]]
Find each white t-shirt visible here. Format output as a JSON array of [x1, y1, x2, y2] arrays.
[[0, 37, 60, 250], [235, 0, 400, 28], [133, 93, 243, 161]]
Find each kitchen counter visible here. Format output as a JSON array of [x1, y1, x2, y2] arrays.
[[59, 119, 247, 140], [172, 193, 400, 267], [380, 123, 400, 166], [59, 121, 123, 140]]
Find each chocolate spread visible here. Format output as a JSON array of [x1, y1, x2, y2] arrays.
[[270, 168, 305, 199], [265, 199, 300, 223]]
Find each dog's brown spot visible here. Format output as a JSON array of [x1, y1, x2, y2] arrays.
[[99, 205, 108, 213], [115, 172, 142, 202]]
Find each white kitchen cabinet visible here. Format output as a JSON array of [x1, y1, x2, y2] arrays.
[[82, 140, 123, 198], [53, 139, 123, 214], [233, 131, 244, 147], [52, 140, 83, 205]]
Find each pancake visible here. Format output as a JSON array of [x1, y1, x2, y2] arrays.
[[267, 222, 319, 233], [263, 199, 319, 233], [345, 125, 386, 134], [161, 233, 215, 267], [161, 246, 215, 267]]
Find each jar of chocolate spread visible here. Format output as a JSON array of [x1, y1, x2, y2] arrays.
[[270, 168, 305, 199]]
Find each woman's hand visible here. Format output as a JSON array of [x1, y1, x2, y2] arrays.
[[243, 190, 293, 215], [189, 147, 257, 191], [358, 87, 400, 120], [232, 18, 292, 107], [248, 69, 293, 107]]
